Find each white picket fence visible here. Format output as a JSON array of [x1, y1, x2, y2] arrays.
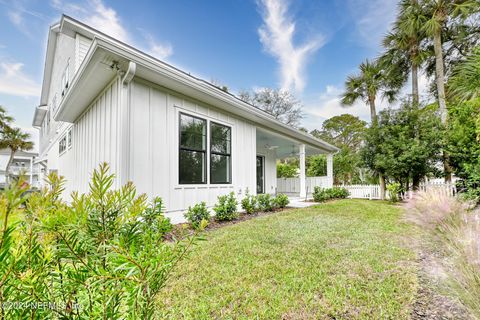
[[336, 184, 382, 200], [277, 176, 456, 200], [277, 176, 332, 196]]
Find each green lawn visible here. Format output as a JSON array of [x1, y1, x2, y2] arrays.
[[156, 200, 418, 319]]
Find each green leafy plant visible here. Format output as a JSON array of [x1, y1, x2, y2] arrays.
[[213, 192, 238, 221], [387, 182, 402, 203], [313, 187, 349, 202], [241, 192, 258, 214], [0, 163, 199, 319], [184, 202, 210, 229], [274, 193, 289, 208], [257, 194, 274, 212]]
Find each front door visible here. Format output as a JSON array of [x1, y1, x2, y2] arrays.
[[256, 156, 264, 194]]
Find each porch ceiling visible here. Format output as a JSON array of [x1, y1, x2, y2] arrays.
[[256, 128, 329, 159]]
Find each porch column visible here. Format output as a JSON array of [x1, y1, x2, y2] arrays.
[[299, 144, 306, 198], [327, 153, 333, 188], [29, 157, 33, 185]]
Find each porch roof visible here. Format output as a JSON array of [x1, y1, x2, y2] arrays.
[[257, 128, 331, 158]]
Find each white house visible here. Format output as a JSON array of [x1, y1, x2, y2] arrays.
[[0, 149, 42, 189], [32, 15, 337, 223]]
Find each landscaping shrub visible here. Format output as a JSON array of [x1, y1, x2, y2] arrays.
[[274, 193, 289, 208], [406, 190, 480, 318], [257, 193, 274, 211], [213, 192, 239, 221], [387, 182, 402, 203], [241, 192, 258, 214], [0, 163, 199, 319], [184, 201, 210, 229], [313, 187, 349, 202]]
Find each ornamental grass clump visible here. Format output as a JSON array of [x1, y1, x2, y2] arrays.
[[0, 163, 199, 320], [405, 189, 480, 318]]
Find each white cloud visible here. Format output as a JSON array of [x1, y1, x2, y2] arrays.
[[51, 0, 130, 42], [51, 0, 174, 60], [8, 10, 23, 27], [0, 62, 40, 97], [139, 30, 173, 60], [346, 0, 397, 49], [257, 0, 325, 93]]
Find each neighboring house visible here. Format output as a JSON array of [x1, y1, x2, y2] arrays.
[[32, 15, 338, 223], [0, 149, 42, 189]]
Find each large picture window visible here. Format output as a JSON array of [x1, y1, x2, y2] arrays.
[[210, 122, 231, 184], [179, 113, 207, 184]]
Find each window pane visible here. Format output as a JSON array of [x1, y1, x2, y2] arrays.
[[211, 154, 231, 184], [180, 114, 206, 150], [179, 150, 205, 184], [211, 123, 231, 154]]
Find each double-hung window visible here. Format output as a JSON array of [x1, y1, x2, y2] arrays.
[[179, 113, 207, 184], [210, 122, 231, 184]]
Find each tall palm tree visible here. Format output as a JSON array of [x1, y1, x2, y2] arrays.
[[341, 59, 402, 123], [341, 59, 402, 199], [381, 0, 427, 105], [0, 106, 13, 134], [421, 0, 478, 122], [0, 127, 34, 183]]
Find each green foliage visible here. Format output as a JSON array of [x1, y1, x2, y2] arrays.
[[277, 161, 298, 178], [256, 194, 274, 212], [446, 99, 480, 202], [387, 182, 403, 203], [361, 101, 443, 189], [213, 192, 239, 221], [274, 193, 289, 208], [313, 187, 349, 202], [310, 115, 370, 184], [449, 47, 480, 101], [306, 155, 326, 177], [241, 192, 258, 214], [0, 163, 198, 319], [185, 202, 210, 229]]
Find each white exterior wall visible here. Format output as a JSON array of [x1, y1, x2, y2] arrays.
[[39, 31, 93, 182], [59, 77, 123, 196], [129, 79, 257, 222], [256, 144, 277, 195]]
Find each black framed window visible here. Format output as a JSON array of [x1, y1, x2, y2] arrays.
[[210, 122, 231, 184], [179, 113, 207, 184]]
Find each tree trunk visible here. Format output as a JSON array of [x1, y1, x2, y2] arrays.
[[433, 28, 447, 124], [411, 63, 419, 105], [5, 150, 15, 184], [368, 96, 377, 124], [379, 173, 386, 200], [412, 174, 421, 191]]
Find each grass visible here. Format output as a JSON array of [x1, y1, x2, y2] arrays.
[[156, 200, 418, 319]]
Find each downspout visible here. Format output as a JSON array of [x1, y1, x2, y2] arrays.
[[119, 61, 136, 187]]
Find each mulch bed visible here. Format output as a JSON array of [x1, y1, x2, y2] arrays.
[[163, 208, 289, 241]]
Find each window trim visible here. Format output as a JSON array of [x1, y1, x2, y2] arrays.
[[178, 112, 207, 185], [59, 134, 67, 156], [209, 121, 232, 184]]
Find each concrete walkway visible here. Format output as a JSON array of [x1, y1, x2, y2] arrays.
[[287, 196, 318, 208]]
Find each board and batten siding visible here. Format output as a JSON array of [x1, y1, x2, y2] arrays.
[[74, 34, 92, 72], [129, 79, 257, 222], [61, 77, 123, 196]]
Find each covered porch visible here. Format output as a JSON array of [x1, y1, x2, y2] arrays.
[[255, 127, 336, 198]]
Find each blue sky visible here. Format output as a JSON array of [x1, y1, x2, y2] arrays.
[[0, 0, 419, 149]]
